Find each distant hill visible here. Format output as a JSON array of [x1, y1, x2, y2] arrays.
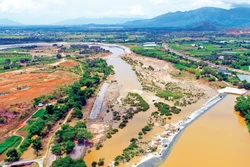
[[55, 17, 142, 25], [0, 19, 22, 26], [125, 7, 250, 30]]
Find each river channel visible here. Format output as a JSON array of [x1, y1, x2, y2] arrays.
[[160, 95, 250, 167]]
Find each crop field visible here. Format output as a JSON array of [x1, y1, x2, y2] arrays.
[[31, 109, 46, 119], [0, 136, 22, 154], [168, 42, 249, 56], [20, 120, 36, 131]]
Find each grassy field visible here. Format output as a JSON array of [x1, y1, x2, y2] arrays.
[[31, 109, 46, 119], [20, 119, 37, 131], [0, 56, 31, 63], [0, 53, 32, 63], [240, 66, 250, 71], [0, 136, 22, 154]]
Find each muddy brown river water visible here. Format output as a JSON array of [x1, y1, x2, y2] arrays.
[[84, 46, 218, 167], [161, 95, 250, 167], [84, 46, 159, 166]]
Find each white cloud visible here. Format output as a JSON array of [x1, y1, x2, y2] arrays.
[[0, 0, 37, 13], [190, 0, 231, 9], [150, 0, 165, 5], [103, 5, 145, 17]]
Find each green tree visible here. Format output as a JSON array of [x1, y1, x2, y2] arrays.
[[65, 141, 75, 154], [75, 121, 87, 129], [5, 149, 19, 162], [97, 158, 104, 166], [52, 156, 87, 167], [51, 144, 61, 155], [32, 137, 42, 151], [72, 108, 83, 119], [91, 161, 97, 167], [5, 59, 11, 64], [76, 129, 92, 143]]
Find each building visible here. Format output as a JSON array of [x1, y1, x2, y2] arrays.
[[218, 56, 224, 60], [143, 42, 157, 47], [237, 75, 250, 83], [218, 68, 233, 76], [38, 103, 44, 107], [218, 67, 228, 74]]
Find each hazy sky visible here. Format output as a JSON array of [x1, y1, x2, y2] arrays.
[[0, 0, 249, 24]]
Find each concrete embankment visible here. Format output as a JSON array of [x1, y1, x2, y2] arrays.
[[136, 94, 226, 167], [89, 83, 110, 120]]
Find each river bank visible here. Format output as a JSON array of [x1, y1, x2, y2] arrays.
[[136, 93, 226, 167]]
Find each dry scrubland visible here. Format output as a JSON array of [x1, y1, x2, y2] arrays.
[[0, 61, 80, 139], [122, 54, 217, 106]]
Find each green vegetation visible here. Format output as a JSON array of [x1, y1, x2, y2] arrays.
[[5, 148, 20, 162], [169, 40, 250, 71], [154, 102, 181, 116], [31, 109, 46, 118], [97, 158, 105, 166], [51, 144, 62, 155], [156, 90, 183, 100], [235, 96, 250, 131], [114, 138, 144, 165], [52, 122, 92, 155], [132, 45, 246, 89], [119, 93, 149, 129], [3, 58, 112, 159], [32, 137, 42, 153], [19, 135, 32, 153], [20, 120, 36, 131], [0, 136, 22, 154], [52, 156, 87, 167], [0, 53, 32, 72], [123, 93, 149, 111], [105, 128, 119, 139], [141, 124, 153, 134]]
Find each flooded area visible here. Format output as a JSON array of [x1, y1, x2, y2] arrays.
[[20, 146, 36, 160], [84, 46, 220, 167], [104, 46, 143, 97], [84, 46, 156, 166], [161, 95, 250, 167]]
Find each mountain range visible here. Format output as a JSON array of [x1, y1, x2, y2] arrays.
[[0, 19, 22, 26], [2, 7, 250, 30], [55, 17, 141, 25], [124, 7, 250, 30]]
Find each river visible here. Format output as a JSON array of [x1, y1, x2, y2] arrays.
[[84, 46, 161, 166], [83, 46, 217, 167], [160, 95, 250, 167]]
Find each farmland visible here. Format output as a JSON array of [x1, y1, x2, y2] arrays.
[[168, 39, 250, 71]]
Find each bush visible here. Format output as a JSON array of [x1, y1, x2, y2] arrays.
[[52, 156, 87, 167], [51, 144, 61, 155], [5, 148, 19, 162], [65, 141, 75, 154], [97, 158, 104, 166], [72, 108, 83, 119]]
